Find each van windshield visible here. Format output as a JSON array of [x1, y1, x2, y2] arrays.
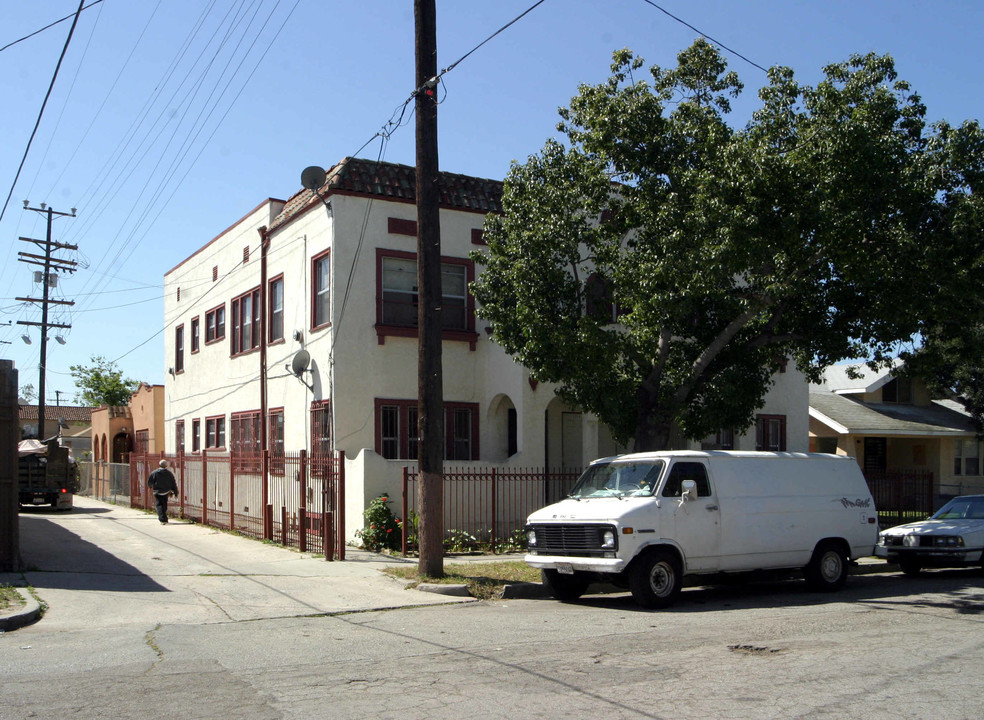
[[569, 460, 665, 499]]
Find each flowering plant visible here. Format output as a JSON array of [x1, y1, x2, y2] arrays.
[[356, 494, 402, 552]]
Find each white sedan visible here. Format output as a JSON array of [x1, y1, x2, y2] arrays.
[[876, 495, 984, 576]]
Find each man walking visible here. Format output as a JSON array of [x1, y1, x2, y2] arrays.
[[148, 460, 179, 524]]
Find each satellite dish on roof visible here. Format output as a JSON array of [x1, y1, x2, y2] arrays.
[[301, 166, 327, 191], [290, 349, 311, 377]]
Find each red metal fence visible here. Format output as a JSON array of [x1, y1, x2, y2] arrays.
[[401, 466, 582, 555], [864, 469, 935, 527], [131, 450, 345, 560]]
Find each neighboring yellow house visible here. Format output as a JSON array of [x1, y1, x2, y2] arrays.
[[809, 361, 981, 518]]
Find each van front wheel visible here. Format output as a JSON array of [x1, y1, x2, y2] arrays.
[[804, 541, 848, 592], [629, 549, 682, 609]]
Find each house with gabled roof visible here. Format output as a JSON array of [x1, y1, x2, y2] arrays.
[[809, 361, 981, 513], [163, 156, 808, 541], [18, 402, 92, 457]]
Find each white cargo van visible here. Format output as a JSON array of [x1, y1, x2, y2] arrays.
[[525, 451, 877, 608]]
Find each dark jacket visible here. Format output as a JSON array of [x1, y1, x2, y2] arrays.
[[148, 467, 178, 496]]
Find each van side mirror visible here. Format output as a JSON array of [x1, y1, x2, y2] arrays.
[[681, 479, 698, 501]]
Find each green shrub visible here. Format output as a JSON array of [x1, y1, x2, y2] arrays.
[[356, 495, 402, 552]]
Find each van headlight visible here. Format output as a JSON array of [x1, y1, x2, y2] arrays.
[[601, 529, 616, 549], [527, 529, 537, 547]]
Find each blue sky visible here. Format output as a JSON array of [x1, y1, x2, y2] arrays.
[[1, 0, 981, 403]]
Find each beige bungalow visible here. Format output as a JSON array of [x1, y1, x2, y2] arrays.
[[809, 362, 981, 516]]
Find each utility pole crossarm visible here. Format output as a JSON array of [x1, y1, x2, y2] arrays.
[[17, 322, 72, 330], [17, 203, 77, 441], [19, 236, 78, 251], [15, 297, 75, 306]]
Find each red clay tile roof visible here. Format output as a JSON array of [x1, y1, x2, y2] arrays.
[[19, 405, 93, 423], [271, 157, 503, 231]]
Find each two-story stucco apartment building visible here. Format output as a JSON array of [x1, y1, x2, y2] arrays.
[[163, 157, 808, 540]]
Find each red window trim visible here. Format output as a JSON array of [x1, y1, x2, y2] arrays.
[[175, 419, 185, 454], [190, 315, 200, 354], [755, 414, 787, 452], [310, 399, 331, 453], [175, 324, 185, 374], [205, 303, 226, 345], [470, 228, 486, 245], [230, 286, 260, 357], [191, 418, 201, 453], [388, 217, 417, 236], [374, 248, 479, 350], [268, 273, 285, 345], [373, 398, 479, 460], [230, 410, 262, 453], [311, 250, 331, 332], [205, 414, 226, 450]]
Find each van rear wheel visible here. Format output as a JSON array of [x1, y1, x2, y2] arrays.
[[804, 541, 848, 592], [541, 569, 590, 602], [629, 549, 682, 609]]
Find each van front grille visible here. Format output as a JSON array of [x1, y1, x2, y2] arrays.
[[528, 523, 615, 557]]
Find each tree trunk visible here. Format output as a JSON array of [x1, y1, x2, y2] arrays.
[[633, 392, 674, 451]]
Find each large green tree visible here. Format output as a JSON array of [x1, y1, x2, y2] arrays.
[[899, 117, 984, 430], [472, 40, 984, 450], [70, 355, 139, 407]]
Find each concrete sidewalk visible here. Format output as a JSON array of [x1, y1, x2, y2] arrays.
[[0, 496, 475, 633], [1, 496, 899, 632]]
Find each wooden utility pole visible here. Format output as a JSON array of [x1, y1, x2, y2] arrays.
[[16, 204, 77, 440], [0, 360, 19, 571], [415, 0, 444, 578]]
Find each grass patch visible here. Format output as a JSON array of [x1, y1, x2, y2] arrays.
[[384, 560, 542, 601], [0, 584, 25, 612]]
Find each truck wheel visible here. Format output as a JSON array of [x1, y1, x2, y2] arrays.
[[804, 540, 848, 592], [541, 569, 590, 602], [898, 559, 922, 577], [629, 549, 682, 609]]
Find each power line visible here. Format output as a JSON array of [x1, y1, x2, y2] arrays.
[[0, 0, 87, 226], [639, 0, 769, 73], [0, 0, 104, 54]]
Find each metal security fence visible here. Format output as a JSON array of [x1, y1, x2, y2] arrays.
[[401, 466, 582, 555], [865, 469, 935, 527], [78, 461, 131, 504], [130, 451, 345, 560]]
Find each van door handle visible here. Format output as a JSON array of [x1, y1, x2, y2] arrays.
[[706, 505, 719, 511]]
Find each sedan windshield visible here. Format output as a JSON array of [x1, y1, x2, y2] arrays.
[[931, 496, 984, 520], [569, 460, 665, 498]]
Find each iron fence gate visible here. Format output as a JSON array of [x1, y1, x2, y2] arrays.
[[865, 469, 934, 527], [401, 466, 582, 555], [130, 450, 345, 560]]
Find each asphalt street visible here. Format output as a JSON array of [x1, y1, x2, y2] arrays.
[[3, 497, 984, 720]]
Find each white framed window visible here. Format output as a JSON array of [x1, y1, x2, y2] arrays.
[[954, 439, 981, 476]]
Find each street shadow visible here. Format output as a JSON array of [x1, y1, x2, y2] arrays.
[[16, 514, 169, 593], [536, 568, 984, 614], [18, 505, 113, 515]]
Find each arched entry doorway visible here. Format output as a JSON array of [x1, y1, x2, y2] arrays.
[[112, 431, 131, 463]]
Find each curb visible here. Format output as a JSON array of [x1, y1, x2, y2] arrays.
[[415, 582, 472, 597], [499, 581, 551, 599], [0, 588, 42, 632]]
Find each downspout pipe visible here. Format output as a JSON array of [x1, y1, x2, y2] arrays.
[[258, 225, 269, 456]]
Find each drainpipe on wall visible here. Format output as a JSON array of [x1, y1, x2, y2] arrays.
[[258, 225, 269, 457]]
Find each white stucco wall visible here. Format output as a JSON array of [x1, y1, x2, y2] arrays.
[[163, 184, 813, 540]]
